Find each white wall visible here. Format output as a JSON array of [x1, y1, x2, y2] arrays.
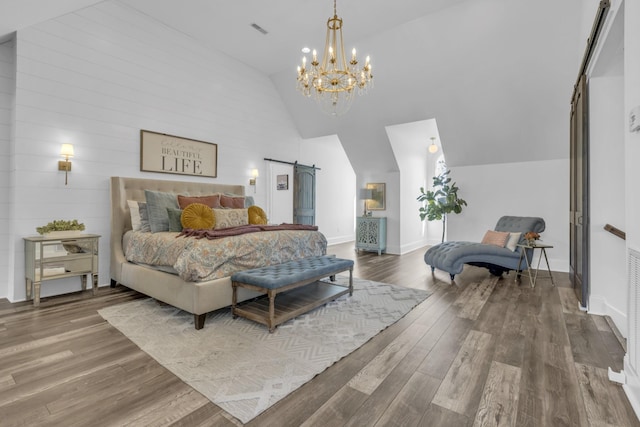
[[6, 2, 306, 301], [624, 0, 640, 415], [0, 40, 14, 300], [588, 75, 627, 333], [447, 159, 570, 272], [299, 135, 356, 246], [386, 122, 432, 254]]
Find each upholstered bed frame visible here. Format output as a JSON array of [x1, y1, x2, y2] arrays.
[[110, 176, 260, 329]]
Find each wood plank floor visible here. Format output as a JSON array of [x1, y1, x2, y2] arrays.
[[1, 242, 638, 426]]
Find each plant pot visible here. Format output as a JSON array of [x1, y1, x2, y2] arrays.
[[43, 230, 85, 239]]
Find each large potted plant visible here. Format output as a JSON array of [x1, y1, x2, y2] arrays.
[[417, 169, 467, 243]]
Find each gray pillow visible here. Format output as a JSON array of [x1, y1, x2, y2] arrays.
[[138, 202, 151, 232], [145, 190, 179, 232], [166, 207, 183, 232]]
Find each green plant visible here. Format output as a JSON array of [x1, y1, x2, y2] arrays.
[[36, 219, 85, 235], [417, 169, 467, 243]]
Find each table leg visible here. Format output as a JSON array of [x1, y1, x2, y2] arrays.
[[542, 248, 555, 286], [34, 281, 41, 307], [523, 249, 535, 288], [532, 248, 546, 287], [26, 278, 32, 300], [92, 273, 98, 295], [81, 275, 87, 291]]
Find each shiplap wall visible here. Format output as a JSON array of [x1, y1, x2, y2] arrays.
[[7, 2, 307, 301], [0, 41, 14, 298]]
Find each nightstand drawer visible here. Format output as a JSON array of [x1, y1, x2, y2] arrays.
[[64, 255, 97, 273]]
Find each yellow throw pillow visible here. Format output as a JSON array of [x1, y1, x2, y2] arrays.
[[181, 203, 215, 230], [248, 205, 268, 225]]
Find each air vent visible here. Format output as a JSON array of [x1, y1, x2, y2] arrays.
[[250, 23, 268, 35]]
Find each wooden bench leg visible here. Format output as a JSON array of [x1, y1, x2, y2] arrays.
[[231, 281, 238, 319], [348, 268, 353, 296], [268, 289, 276, 333]]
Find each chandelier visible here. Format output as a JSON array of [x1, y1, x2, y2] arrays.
[[296, 0, 373, 116]]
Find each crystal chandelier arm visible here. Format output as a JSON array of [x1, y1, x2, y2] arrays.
[[295, 0, 373, 115]]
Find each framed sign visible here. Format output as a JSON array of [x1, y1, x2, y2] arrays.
[[140, 130, 217, 178], [366, 182, 386, 210], [277, 174, 289, 190]]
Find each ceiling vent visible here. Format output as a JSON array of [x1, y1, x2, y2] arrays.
[[250, 23, 268, 35]]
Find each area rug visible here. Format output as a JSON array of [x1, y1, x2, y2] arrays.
[[98, 276, 430, 424]]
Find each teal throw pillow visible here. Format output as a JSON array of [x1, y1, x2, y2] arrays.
[[166, 207, 183, 232]]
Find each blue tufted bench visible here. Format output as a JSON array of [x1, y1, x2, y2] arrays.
[[231, 255, 354, 332], [424, 216, 545, 281]]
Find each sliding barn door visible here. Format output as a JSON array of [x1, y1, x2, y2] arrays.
[[570, 74, 590, 307], [293, 164, 316, 225]]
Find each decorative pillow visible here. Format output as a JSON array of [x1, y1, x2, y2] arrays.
[[220, 194, 245, 209], [181, 203, 215, 230], [166, 207, 184, 232], [138, 202, 151, 232], [244, 195, 255, 208], [248, 205, 268, 225], [505, 232, 522, 251], [127, 200, 142, 231], [481, 230, 510, 247], [213, 208, 248, 229], [177, 194, 221, 210], [145, 190, 179, 233]]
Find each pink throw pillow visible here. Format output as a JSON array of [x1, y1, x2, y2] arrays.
[[481, 230, 510, 247]]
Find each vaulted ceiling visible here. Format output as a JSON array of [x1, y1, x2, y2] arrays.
[[1, 0, 591, 173]]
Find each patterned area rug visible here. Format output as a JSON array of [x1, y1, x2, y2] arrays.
[[98, 276, 430, 424]]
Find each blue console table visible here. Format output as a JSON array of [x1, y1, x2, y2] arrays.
[[356, 217, 387, 255]]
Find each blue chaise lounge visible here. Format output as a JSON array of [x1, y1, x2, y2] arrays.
[[424, 216, 545, 281]]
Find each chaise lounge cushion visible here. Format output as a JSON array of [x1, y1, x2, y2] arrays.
[[424, 216, 545, 277]]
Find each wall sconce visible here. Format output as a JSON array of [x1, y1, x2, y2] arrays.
[[58, 143, 74, 185], [428, 137, 438, 154], [249, 169, 259, 192], [359, 188, 373, 217]]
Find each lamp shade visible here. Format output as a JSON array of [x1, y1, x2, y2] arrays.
[[359, 189, 373, 200], [251, 168, 259, 178], [60, 143, 74, 158]]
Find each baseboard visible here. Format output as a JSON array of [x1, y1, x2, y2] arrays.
[[588, 294, 628, 338], [547, 257, 569, 273], [326, 235, 355, 246], [399, 240, 429, 255]]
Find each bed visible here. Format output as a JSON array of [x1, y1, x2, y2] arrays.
[[110, 176, 327, 329]]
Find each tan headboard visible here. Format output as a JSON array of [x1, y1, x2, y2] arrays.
[[110, 176, 245, 283]]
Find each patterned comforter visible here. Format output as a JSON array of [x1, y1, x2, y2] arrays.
[[123, 229, 328, 282]]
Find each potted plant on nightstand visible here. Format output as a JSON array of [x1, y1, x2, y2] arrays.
[[36, 219, 85, 238]]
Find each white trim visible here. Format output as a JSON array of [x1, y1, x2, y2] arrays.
[[588, 294, 628, 337]]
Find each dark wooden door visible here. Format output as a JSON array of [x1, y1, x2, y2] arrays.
[[293, 164, 316, 225], [570, 74, 589, 307]]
